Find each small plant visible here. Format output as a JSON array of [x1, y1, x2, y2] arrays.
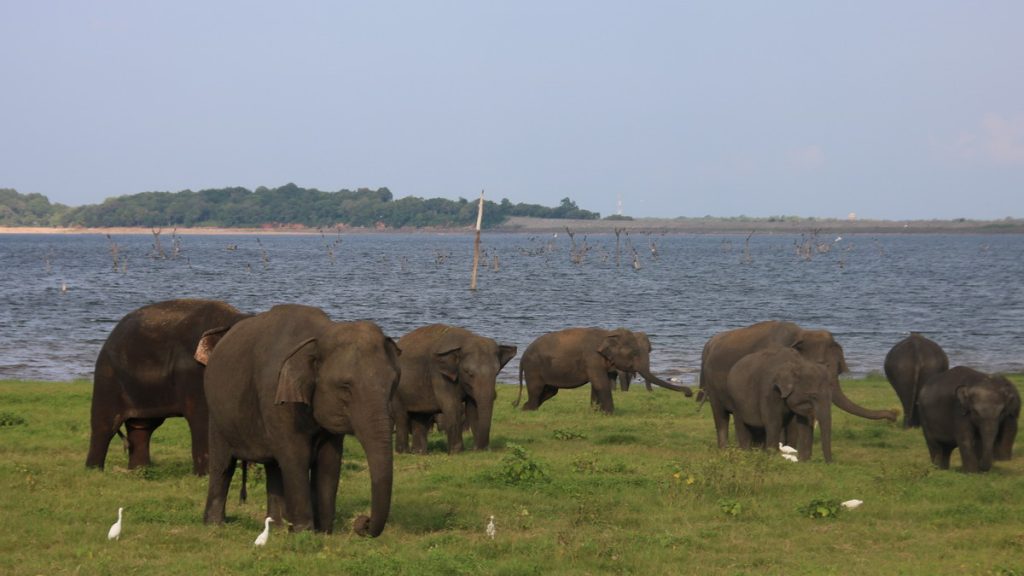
[[717, 498, 743, 517], [799, 498, 842, 519], [497, 443, 547, 486], [572, 456, 598, 474], [553, 428, 586, 440], [0, 412, 26, 427]]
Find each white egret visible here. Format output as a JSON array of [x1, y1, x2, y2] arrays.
[[781, 453, 799, 462], [486, 515, 496, 540], [841, 499, 863, 509], [254, 517, 273, 547], [779, 444, 798, 455], [108, 507, 123, 541]]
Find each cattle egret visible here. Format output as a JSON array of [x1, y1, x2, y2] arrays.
[[841, 499, 863, 509], [108, 507, 123, 540], [779, 444, 798, 455], [781, 453, 799, 462], [486, 515, 496, 540], [254, 517, 273, 547]]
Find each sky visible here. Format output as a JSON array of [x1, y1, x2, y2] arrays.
[[2, 2, 1022, 220]]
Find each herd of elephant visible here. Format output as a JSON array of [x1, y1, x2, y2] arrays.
[[84, 299, 1021, 537]]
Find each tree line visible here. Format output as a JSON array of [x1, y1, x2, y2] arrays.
[[0, 185, 600, 229]]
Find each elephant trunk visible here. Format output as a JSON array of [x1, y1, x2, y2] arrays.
[[831, 378, 898, 422], [640, 369, 693, 397], [978, 422, 998, 472], [471, 394, 494, 451], [815, 401, 833, 463], [351, 405, 393, 537]]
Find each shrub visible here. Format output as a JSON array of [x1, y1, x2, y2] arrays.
[[496, 443, 547, 486]]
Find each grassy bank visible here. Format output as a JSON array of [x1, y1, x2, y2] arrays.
[[1, 377, 1021, 575]]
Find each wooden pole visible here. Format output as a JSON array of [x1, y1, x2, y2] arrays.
[[470, 190, 484, 291]]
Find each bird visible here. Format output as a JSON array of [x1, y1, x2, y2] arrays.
[[107, 507, 123, 541], [254, 517, 273, 547], [779, 443, 798, 455], [781, 453, 799, 462], [60, 281, 68, 294], [486, 515, 496, 540], [841, 499, 863, 510]]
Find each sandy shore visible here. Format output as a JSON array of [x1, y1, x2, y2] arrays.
[[2, 216, 1022, 235]]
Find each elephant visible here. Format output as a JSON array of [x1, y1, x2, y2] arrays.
[[200, 304, 401, 536], [700, 321, 897, 454], [917, 366, 1020, 472], [86, 299, 249, 474], [723, 347, 833, 462], [391, 324, 517, 454], [515, 327, 692, 414], [883, 332, 949, 428]]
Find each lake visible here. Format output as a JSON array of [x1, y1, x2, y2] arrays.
[[1, 230, 1021, 383]]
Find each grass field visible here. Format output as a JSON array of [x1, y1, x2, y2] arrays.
[[1, 376, 1022, 575]]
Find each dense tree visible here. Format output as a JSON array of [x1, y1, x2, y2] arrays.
[[1, 186, 599, 228]]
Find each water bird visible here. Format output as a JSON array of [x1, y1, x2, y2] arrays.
[[841, 499, 863, 509], [60, 281, 68, 294], [781, 453, 799, 462], [108, 507, 123, 541], [778, 443, 798, 455], [254, 517, 273, 547], [486, 515, 496, 540]]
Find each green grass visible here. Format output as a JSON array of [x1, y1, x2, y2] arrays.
[[1, 377, 1022, 575]]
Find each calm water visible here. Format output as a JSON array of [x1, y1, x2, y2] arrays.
[[1, 231, 1022, 382]]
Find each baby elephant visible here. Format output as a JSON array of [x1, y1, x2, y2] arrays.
[[917, 366, 1020, 472], [723, 347, 834, 462]]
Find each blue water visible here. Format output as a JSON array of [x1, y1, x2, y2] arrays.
[[1, 231, 1022, 382]]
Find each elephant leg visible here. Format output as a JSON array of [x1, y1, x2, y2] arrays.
[[278, 450, 315, 531], [764, 418, 784, 455], [185, 411, 210, 476], [958, 439, 980, 473], [708, 398, 730, 449], [312, 435, 343, 533], [994, 418, 1017, 461], [394, 407, 412, 454], [787, 417, 813, 461], [265, 461, 286, 523], [86, 417, 120, 470], [203, 427, 235, 525], [522, 373, 551, 410], [925, 438, 951, 469], [126, 418, 164, 469], [410, 415, 431, 454], [589, 372, 615, 414], [733, 418, 754, 450], [437, 397, 465, 454]]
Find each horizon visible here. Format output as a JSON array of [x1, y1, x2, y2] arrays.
[[2, 2, 1022, 220]]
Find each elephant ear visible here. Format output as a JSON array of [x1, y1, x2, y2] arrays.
[[597, 334, 621, 364], [636, 332, 653, 352], [275, 338, 319, 405], [831, 342, 850, 374], [497, 344, 518, 370], [194, 326, 232, 366], [436, 346, 461, 382], [772, 374, 795, 399], [955, 385, 973, 416]]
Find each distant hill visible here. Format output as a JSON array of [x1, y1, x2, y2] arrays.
[[0, 185, 599, 229]]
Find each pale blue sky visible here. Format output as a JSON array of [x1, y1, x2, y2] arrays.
[[2, 2, 1022, 219]]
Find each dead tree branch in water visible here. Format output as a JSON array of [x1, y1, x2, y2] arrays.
[[151, 228, 167, 259], [742, 230, 755, 264]]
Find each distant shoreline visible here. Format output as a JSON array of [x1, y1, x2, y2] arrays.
[[2, 216, 1022, 236]]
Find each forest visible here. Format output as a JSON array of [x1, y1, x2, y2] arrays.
[[0, 186, 600, 229]]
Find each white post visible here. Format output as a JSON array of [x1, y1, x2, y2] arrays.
[[470, 190, 484, 291]]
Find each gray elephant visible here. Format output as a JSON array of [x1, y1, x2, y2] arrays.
[[392, 324, 516, 454], [200, 304, 400, 536], [700, 321, 896, 455], [883, 332, 949, 428], [917, 366, 1020, 472], [87, 299, 249, 474], [515, 327, 692, 414], [723, 347, 833, 462]]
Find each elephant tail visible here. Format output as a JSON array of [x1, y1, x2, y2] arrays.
[[908, 362, 922, 427], [513, 362, 525, 407]]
